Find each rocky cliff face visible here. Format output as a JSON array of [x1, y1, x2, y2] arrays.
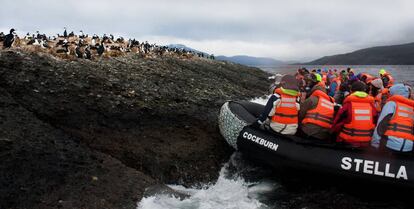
[[0, 50, 270, 209]]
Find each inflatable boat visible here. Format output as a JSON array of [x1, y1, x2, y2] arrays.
[[218, 101, 414, 187]]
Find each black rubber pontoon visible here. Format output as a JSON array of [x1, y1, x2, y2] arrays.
[[218, 101, 414, 188]]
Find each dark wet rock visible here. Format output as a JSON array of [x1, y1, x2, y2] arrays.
[[0, 49, 270, 209], [0, 88, 155, 209]]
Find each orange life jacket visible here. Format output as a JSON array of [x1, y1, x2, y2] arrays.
[[272, 88, 300, 125], [361, 73, 374, 84], [339, 93, 376, 143], [384, 95, 414, 140], [302, 90, 335, 128], [383, 73, 394, 88], [331, 77, 341, 92], [322, 73, 327, 83], [317, 80, 326, 89], [374, 88, 389, 112]]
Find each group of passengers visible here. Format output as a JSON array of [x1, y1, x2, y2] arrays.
[[254, 68, 414, 154]]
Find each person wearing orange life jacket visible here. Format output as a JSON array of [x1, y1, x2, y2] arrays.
[[328, 75, 341, 97], [304, 73, 322, 98], [296, 68, 310, 103], [359, 73, 375, 85], [321, 71, 328, 84], [331, 81, 378, 147], [310, 73, 326, 91], [299, 83, 335, 140], [379, 69, 394, 88], [369, 78, 389, 112], [371, 84, 414, 152], [254, 75, 300, 135]]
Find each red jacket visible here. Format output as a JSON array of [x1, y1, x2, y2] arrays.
[[331, 102, 378, 137]]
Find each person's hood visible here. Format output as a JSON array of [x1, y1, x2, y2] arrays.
[[280, 74, 299, 92], [310, 84, 326, 94], [370, 78, 384, 89], [390, 84, 410, 98]]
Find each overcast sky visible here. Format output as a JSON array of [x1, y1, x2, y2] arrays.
[[1, 0, 414, 61]]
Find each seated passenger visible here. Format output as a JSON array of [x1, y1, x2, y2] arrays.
[[371, 84, 414, 153], [369, 78, 389, 112], [307, 73, 325, 94], [328, 75, 340, 97], [254, 75, 300, 135], [331, 81, 377, 147], [299, 80, 335, 140], [379, 69, 394, 88], [268, 74, 283, 94]]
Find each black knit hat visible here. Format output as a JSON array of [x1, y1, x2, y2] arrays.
[[351, 81, 366, 92]]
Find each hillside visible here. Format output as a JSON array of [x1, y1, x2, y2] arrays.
[[306, 42, 414, 65], [216, 55, 285, 67], [0, 49, 270, 209]]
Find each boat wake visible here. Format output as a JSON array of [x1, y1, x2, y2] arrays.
[[250, 95, 270, 105], [137, 97, 276, 209], [137, 153, 278, 209]]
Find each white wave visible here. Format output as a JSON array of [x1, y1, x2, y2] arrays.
[[250, 95, 270, 105], [137, 154, 268, 209]]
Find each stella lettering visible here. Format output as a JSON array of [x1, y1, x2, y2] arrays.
[[341, 157, 408, 180]]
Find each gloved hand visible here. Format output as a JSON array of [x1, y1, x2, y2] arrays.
[[251, 120, 261, 129], [252, 120, 266, 130]]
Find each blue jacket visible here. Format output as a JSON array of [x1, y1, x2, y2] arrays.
[[328, 82, 337, 97], [371, 101, 413, 152], [258, 94, 279, 123]]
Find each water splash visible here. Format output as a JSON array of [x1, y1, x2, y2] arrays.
[[137, 153, 275, 209], [250, 95, 270, 105]]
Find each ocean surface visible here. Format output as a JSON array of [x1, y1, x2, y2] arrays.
[[261, 65, 414, 85], [138, 65, 413, 209]]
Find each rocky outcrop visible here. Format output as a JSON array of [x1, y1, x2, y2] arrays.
[[0, 87, 155, 209], [0, 50, 270, 209]]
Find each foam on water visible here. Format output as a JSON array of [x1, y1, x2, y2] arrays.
[[137, 154, 272, 209], [250, 95, 270, 105], [138, 97, 276, 209]]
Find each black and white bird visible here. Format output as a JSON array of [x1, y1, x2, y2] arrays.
[[79, 30, 85, 38], [36, 31, 41, 39], [0, 32, 5, 43], [84, 45, 91, 59], [97, 42, 105, 56], [24, 32, 31, 40], [63, 27, 67, 38], [3, 28, 16, 48], [75, 45, 83, 58]]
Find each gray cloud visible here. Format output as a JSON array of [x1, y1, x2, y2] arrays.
[[1, 0, 414, 61]]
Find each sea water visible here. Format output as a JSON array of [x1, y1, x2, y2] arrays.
[[262, 65, 414, 85], [138, 98, 274, 209], [137, 153, 279, 209]]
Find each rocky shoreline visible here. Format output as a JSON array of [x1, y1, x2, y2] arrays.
[[0, 50, 270, 209]]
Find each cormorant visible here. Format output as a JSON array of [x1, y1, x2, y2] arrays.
[[75, 45, 83, 58], [97, 43, 105, 56], [3, 28, 16, 48], [84, 46, 91, 59]]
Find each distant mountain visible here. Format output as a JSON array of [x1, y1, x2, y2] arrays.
[[216, 55, 285, 67], [167, 44, 285, 67], [306, 42, 414, 65]]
